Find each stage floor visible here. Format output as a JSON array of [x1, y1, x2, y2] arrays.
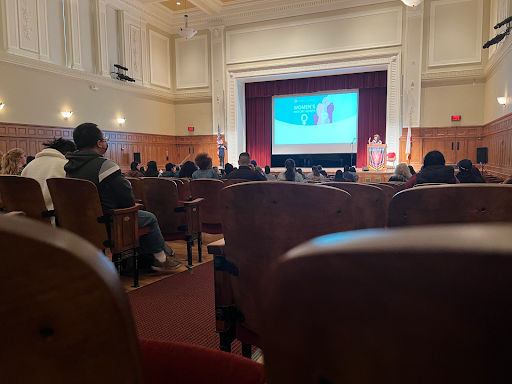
[[270, 167, 395, 182]]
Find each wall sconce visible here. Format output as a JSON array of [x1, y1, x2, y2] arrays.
[[117, 118, 126, 124], [497, 97, 507, 105], [0, 103, 4, 110], [61, 111, 73, 119]]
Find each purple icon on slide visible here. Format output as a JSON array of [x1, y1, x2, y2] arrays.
[[314, 97, 334, 125]]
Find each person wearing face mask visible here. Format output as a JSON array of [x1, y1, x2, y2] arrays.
[[65, 122, 181, 272]]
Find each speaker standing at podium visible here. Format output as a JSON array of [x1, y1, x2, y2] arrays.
[[368, 134, 383, 144]]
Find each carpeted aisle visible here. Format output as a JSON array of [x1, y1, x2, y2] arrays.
[[128, 260, 255, 356]]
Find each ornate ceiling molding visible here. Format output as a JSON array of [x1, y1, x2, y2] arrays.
[[421, 69, 485, 82]]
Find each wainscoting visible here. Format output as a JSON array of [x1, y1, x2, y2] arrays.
[[0, 122, 224, 171]]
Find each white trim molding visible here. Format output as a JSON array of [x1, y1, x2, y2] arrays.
[[225, 7, 403, 65], [64, 0, 84, 71], [225, 52, 402, 163], [428, 0, 483, 67], [175, 34, 210, 89], [422, 68, 485, 82]]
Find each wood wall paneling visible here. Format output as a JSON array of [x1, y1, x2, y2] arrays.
[[0, 122, 225, 172]]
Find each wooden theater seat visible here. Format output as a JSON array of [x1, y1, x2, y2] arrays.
[[126, 177, 143, 201], [223, 179, 250, 186], [189, 178, 224, 234], [388, 184, 512, 227], [368, 182, 396, 209], [322, 182, 386, 229], [47, 178, 144, 287], [262, 224, 512, 384], [0, 215, 265, 384], [0, 175, 55, 224], [139, 178, 203, 269], [172, 178, 191, 201], [209, 182, 355, 358]]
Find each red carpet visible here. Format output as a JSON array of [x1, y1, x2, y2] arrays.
[[128, 261, 258, 357]]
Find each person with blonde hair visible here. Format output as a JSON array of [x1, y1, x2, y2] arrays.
[[389, 162, 412, 182], [1, 148, 26, 175]]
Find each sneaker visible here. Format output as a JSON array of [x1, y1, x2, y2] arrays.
[[151, 255, 182, 271]]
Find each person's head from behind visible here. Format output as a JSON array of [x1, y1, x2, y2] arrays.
[[251, 159, 257, 168], [165, 163, 175, 172], [297, 168, 304, 175], [457, 159, 472, 173], [317, 165, 323, 171], [224, 163, 234, 174], [130, 161, 140, 171], [423, 150, 445, 167], [73, 123, 108, 155], [343, 165, 349, 173], [284, 158, 296, 181], [43, 138, 76, 155], [147, 161, 158, 172], [394, 163, 412, 179], [238, 152, 251, 166], [349, 166, 356, 173], [195, 153, 212, 170], [264, 165, 271, 174], [1, 148, 26, 175], [312, 165, 320, 176], [179, 161, 197, 178], [334, 170, 344, 182]]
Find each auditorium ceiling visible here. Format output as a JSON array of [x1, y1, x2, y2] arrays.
[[160, 0, 239, 12]]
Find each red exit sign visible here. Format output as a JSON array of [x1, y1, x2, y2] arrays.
[[188, 126, 194, 131], [451, 115, 461, 121]]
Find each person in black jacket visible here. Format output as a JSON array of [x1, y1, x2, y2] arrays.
[[65, 123, 181, 271], [227, 152, 266, 181], [456, 159, 485, 183]]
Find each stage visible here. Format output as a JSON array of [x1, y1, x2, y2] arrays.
[[270, 167, 396, 183]]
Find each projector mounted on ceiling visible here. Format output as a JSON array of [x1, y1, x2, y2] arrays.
[[179, 1, 196, 40]]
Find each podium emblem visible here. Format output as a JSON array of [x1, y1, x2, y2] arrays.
[[368, 145, 386, 171]]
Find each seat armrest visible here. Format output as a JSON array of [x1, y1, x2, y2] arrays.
[[183, 198, 204, 206], [109, 203, 143, 216], [208, 238, 225, 255], [109, 204, 142, 253], [181, 198, 203, 235]]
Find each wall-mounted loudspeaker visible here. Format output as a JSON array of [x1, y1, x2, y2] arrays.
[[476, 147, 488, 164], [134, 152, 141, 163]]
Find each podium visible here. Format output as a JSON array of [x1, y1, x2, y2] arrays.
[[367, 144, 387, 171]]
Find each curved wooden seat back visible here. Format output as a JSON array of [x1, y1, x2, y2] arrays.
[[190, 179, 224, 224], [126, 177, 142, 201], [380, 182, 406, 193], [322, 182, 386, 229], [179, 178, 192, 200], [47, 178, 108, 249], [262, 224, 512, 384], [0, 175, 51, 224], [221, 182, 355, 334], [223, 179, 250, 186], [0, 215, 142, 384], [171, 178, 189, 201], [368, 183, 396, 209], [139, 178, 181, 233], [388, 184, 512, 227]]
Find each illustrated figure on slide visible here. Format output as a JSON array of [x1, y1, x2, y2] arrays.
[[313, 97, 334, 125]]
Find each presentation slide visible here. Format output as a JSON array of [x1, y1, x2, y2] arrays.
[[272, 91, 358, 155]]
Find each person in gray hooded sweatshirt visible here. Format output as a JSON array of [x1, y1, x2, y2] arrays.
[[65, 122, 180, 272]]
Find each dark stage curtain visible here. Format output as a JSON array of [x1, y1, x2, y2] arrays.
[[245, 71, 387, 168]]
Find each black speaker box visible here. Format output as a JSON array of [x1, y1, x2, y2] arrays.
[[362, 167, 370, 171], [134, 152, 141, 163], [476, 147, 488, 164]]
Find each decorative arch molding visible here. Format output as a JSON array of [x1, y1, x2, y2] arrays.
[[225, 52, 402, 165]]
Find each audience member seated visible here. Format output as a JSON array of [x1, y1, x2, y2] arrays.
[[342, 165, 355, 182], [126, 162, 144, 178], [221, 163, 234, 180], [64, 122, 181, 271], [405, 150, 459, 189], [456, 159, 485, 183], [264, 165, 276, 180], [139, 166, 146, 175], [278, 158, 304, 182], [255, 166, 265, 178], [306, 166, 325, 182], [24, 156, 35, 170], [318, 165, 328, 177], [348, 166, 359, 182], [471, 165, 486, 182], [160, 163, 178, 178], [228, 152, 266, 181], [21, 138, 77, 217], [388, 162, 412, 182], [1, 148, 26, 175], [179, 161, 197, 178], [296, 168, 306, 181], [145, 161, 160, 177], [408, 165, 416, 175], [192, 153, 220, 180], [334, 170, 345, 182]]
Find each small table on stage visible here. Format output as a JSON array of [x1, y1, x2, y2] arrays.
[[367, 144, 387, 171]]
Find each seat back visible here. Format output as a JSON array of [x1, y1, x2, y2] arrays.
[[0, 175, 52, 224], [368, 182, 396, 208], [221, 182, 355, 334], [190, 179, 224, 224], [47, 178, 108, 249], [223, 179, 250, 186], [126, 177, 142, 201], [179, 178, 192, 200], [389, 184, 512, 227], [139, 178, 181, 234], [262, 224, 512, 384], [322, 182, 386, 229], [0, 215, 143, 384]]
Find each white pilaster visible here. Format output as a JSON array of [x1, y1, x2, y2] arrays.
[[95, 0, 110, 77], [209, 25, 225, 136], [64, 0, 83, 71], [36, 0, 51, 62], [140, 18, 149, 87]]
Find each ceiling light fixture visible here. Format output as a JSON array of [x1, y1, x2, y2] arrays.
[[117, 118, 126, 124], [179, 0, 197, 39], [401, 0, 423, 6], [497, 97, 507, 105], [0, 103, 4, 110], [61, 111, 73, 119]]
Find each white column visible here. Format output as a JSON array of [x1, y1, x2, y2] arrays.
[[95, 0, 110, 77], [36, 0, 51, 62], [141, 19, 149, 87], [403, 3, 424, 129], [64, 0, 84, 71], [209, 26, 226, 136]]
